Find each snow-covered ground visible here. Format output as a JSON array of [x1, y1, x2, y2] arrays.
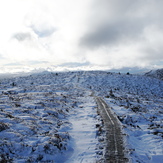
[[0, 72, 104, 162], [0, 70, 162, 162], [65, 93, 103, 163], [145, 68, 163, 80], [81, 71, 163, 163]]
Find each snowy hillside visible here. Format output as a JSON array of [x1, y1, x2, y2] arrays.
[[80, 71, 163, 163], [0, 71, 162, 162], [145, 68, 163, 80]]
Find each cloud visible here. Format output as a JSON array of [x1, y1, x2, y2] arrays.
[[24, 8, 57, 38], [80, 0, 162, 48], [4, 62, 23, 66], [13, 32, 32, 41], [59, 62, 90, 68], [0, 0, 91, 65], [80, 19, 144, 48], [0, 0, 163, 72], [27, 60, 49, 65], [79, 0, 163, 69], [0, 54, 4, 59], [31, 26, 56, 38]]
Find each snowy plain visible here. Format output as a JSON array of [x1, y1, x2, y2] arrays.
[[0, 70, 162, 162]]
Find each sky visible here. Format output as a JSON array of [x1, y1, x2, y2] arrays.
[[0, 0, 163, 73]]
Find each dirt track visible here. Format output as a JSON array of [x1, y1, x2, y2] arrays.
[[95, 97, 128, 163]]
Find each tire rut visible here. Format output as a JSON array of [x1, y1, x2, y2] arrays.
[[95, 97, 128, 163]]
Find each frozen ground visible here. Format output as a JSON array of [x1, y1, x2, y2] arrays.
[[0, 72, 104, 162], [81, 71, 163, 163], [0, 70, 163, 162], [65, 94, 103, 163]]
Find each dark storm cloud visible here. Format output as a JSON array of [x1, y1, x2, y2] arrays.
[[80, 19, 144, 48], [13, 32, 32, 41], [80, 0, 163, 49]]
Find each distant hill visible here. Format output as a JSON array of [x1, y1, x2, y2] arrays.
[[145, 68, 163, 80]]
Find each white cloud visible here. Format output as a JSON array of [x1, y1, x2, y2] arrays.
[[0, 0, 163, 73], [0, 0, 92, 67]]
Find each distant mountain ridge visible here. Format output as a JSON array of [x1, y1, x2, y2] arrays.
[[145, 68, 163, 80]]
